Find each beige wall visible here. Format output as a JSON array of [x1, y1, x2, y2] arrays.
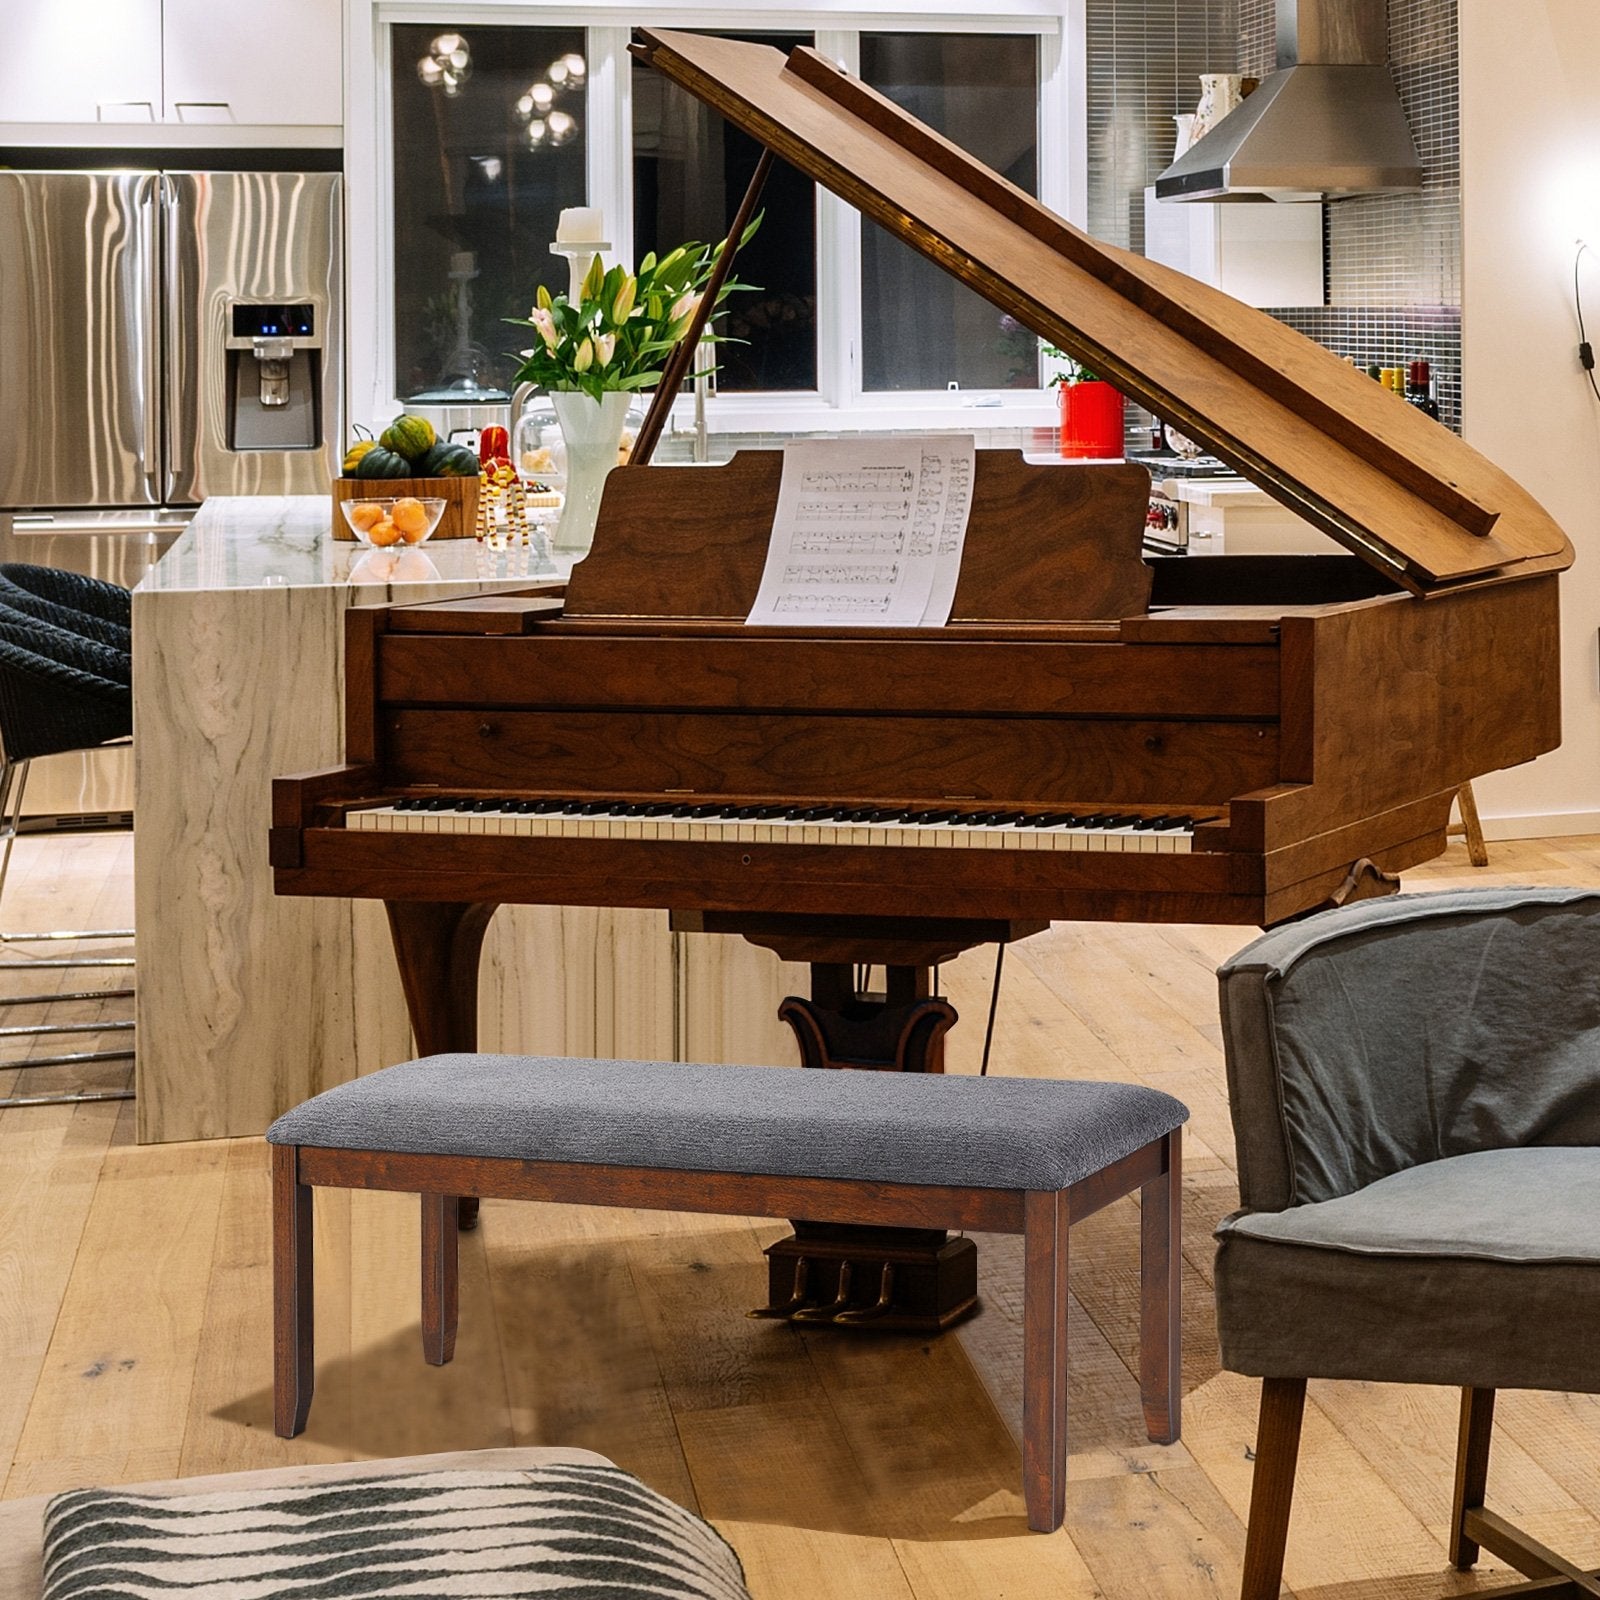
[[1462, 0, 1600, 835]]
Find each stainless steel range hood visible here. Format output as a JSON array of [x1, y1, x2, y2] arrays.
[[1154, 0, 1422, 203]]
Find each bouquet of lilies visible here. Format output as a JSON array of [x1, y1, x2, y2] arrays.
[[508, 223, 758, 403]]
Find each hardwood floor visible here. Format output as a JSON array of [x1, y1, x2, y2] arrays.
[[3, 827, 1598, 1596]]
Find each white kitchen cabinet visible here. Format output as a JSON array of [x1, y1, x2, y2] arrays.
[[1143, 187, 1324, 307], [0, 0, 340, 129], [1, 0, 164, 124], [162, 0, 342, 127]]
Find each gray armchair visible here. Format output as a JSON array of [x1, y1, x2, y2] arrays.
[[1214, 886, 1600, 1599]]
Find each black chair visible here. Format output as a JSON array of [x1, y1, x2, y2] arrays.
[[0, 562, 132, 629], [0, 603, 135, 1109]]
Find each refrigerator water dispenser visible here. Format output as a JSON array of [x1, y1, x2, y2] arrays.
[[225, 302, 323, 451]]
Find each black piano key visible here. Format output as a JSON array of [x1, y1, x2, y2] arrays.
[[395, 797, 421, 810], [529, 800, 563, 813]]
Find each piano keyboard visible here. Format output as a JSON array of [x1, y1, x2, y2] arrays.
[[347, 798, 1198, 853]]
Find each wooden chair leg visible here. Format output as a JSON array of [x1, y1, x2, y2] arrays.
[[1450, 1387, 1496, 1570], [272, 1144, 315, 1438], [1450, 782, 1490, 867], [1022, 1188, 1070, 1532], [1241, 1377, 1307, 1600], [1139, 1129, 1182, 1445], [421, 1191, 460, 1366]]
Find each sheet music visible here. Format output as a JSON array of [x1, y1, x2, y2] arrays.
[[915, 435, 975, 625], [746, 436, 975, 628]]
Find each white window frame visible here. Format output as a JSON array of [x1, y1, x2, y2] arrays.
[[346, 0, 1087, 433]]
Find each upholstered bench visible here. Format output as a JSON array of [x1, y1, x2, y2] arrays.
[[267, 1053, 1189, 1533]]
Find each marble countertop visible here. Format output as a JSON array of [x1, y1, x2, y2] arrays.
[[137, 495, 565, 595]]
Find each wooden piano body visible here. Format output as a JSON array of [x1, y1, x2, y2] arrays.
[[274, 450, 1558, 933], [270, 30, 1570, 1328]]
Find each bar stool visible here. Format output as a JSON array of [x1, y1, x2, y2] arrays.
[[0, 604, 135, 1109]]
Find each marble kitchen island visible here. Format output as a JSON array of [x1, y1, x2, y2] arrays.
[[132, 497, 796, 1143]]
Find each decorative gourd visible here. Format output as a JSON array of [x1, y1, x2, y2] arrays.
[[354, 445, 413, 479], [379, 414, 437, 462], [341, 440, 377, 475], [418, 441, 481, 478]]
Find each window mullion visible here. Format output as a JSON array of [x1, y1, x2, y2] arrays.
[[813, 28, 860, 412], [586, 26, 633, 271]]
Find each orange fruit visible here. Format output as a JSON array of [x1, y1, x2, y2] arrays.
[[367, 518, 402, 547], [349, 501, 382, 531], [391, 496, 428, 536]]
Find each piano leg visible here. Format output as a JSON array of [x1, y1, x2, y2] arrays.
[[385, 900, 499, 1231], [752, 962, 980, 1332]]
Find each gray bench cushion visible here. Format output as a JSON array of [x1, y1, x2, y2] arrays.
[[267, 1054, 1188, 1192], [1215, 1149, 1600, 1392]]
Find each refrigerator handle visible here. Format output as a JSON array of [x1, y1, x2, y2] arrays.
[[137, 179, 164, 507]]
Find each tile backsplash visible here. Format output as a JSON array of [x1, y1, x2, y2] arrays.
[[1090, 0, 1462, 433]]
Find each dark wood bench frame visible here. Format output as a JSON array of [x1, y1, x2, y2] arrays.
[[272, 1127, 1182, 1533]]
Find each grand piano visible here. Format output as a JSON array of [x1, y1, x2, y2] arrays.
[[272, 29, 1569, 1329]]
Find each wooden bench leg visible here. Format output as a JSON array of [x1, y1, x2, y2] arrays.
[[421, 1191, 459, 1366], [1022, 1188, 1070, 1532], [272, 1144, 315, 1438], [1241, 1376, 1307, 1600], [1140, 1129, 1182, 1445]]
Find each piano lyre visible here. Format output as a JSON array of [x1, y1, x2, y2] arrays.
[[272, 30, 1569, 1330]]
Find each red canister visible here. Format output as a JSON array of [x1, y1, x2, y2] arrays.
[[1058, 380, 1125, 459]]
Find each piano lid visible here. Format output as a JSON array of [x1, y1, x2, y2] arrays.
[[632, 29, 1572, 596]]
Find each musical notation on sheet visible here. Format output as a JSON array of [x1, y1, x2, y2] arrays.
[[746, 436, 976, 628]]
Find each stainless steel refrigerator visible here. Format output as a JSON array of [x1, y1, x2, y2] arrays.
[[0, 167, 342, 817], [0, 167, 342, 537]]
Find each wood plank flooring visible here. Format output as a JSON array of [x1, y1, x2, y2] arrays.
[[3, 828, 1598, 1596]]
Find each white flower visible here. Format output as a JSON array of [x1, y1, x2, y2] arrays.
[[593, 332, 616, 367], [530, 307, 558, 351]]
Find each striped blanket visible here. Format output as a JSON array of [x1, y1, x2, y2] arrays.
[[41, 1464, 751, 1598]]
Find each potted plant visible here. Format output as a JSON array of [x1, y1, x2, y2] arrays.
[[1045, 348, 1126, 460], [507, 230, 756, 553]]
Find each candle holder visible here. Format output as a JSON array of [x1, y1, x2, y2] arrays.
[[550, 239, 612, 300]]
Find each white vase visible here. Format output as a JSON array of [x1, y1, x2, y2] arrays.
[[1191, 74, 1245, 143], [550, 389, 632, 556], [1172, 113, 1198, 159]]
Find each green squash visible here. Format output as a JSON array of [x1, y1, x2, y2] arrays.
[[379, 414, 437, 462], [418, 441, 481, 478], [354, 445, 413, 479]]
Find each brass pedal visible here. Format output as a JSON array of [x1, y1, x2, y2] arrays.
[[748, 1255, 813, 1319], [790, 1259, 854, 1323], [831, 1262, 896, 1326]]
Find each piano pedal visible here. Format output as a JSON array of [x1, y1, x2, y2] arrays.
[[789, 1259, 855, 1323], [831, 1262, 897, 1326], [748, 1255, 814, 1319]]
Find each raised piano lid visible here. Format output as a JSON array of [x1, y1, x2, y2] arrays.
[[630, 29, 1572, 597]]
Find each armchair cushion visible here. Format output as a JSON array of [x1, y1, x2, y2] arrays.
[[1217, 887, 1600, 1211], [1215, 1148, 1600, 1391]]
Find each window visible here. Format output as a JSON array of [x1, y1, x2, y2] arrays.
[[375, 15, 1062, 425], [632, 31, 817, 392], [391, 24, 587, 401], [859, 34, 1041, 392]]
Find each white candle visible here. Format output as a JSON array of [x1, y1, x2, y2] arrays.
[[556, 206, 604, 243]]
